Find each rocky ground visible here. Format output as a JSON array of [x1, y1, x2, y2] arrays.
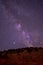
[[0, 47, 43, 65]]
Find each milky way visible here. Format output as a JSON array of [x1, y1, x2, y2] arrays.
[[0, 0, 43, 50], [15, 23, 33, 47]]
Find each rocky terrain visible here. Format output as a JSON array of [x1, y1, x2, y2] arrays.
[[0, 47, 43, 65]]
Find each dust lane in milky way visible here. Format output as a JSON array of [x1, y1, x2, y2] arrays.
[[0, 0, 43, 50]]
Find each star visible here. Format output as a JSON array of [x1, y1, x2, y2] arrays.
[[13, 41, 16, 45]]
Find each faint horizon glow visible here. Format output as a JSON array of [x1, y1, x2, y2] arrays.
[[25, 40, 33, 47]]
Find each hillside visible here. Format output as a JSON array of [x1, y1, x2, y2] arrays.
[[0, 47, 43, 65]]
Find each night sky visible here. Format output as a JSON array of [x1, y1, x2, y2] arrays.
[[0, 0, 43, 51]]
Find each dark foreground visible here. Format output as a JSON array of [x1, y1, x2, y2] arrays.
[[0, 47, 43, 65]]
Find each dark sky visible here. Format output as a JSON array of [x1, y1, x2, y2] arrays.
[[0, 0, 43, 50]]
